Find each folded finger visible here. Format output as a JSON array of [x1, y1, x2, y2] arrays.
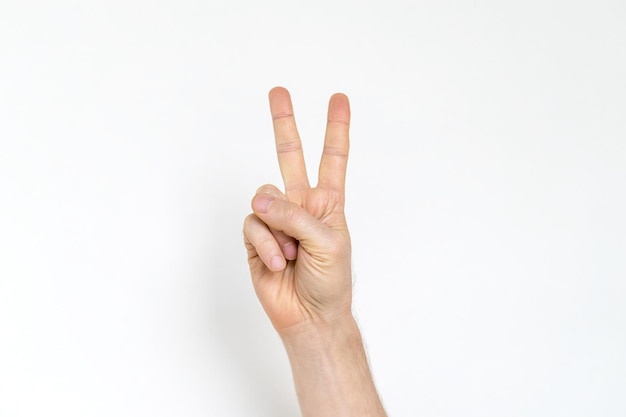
[[271, 229, 298, 260], [243, 213, 286, 272], [255, 184, 298, 260], [251, 192, 331, 249]]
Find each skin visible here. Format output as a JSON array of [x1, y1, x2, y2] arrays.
[[243, 87, 387, 417]]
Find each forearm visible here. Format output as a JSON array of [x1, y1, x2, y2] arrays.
[[280, 314, 387, 417], [246, 88, 386, 415]]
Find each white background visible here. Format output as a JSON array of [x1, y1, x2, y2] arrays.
[[1, 0, 625, 416]]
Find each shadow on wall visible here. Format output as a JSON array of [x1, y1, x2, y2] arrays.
[[201, 182, 298, 416]]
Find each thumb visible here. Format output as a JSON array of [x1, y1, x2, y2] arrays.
[[251, 192, 330, 247]]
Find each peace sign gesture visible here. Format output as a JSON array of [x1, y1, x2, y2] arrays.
[[243, 87, 353, 334]]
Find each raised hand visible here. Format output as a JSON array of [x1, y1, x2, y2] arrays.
[[243, 87, 352, 334], [243, 88, 388, 417]]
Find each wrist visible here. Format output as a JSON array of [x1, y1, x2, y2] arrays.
[[278, 312, 359, 347], [279, 312, 364, 381], [279, 313, 387, 417]]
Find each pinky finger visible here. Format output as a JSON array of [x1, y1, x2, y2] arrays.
[[243, 214, 286, 272]]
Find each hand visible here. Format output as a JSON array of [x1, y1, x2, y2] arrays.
[[243, 87, 352, 334], [244, 88, 387, 417]]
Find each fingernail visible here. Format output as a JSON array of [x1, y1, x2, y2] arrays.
[[283, 242, 298, 260], [253, 193, 274, 213], [270, 255, 285, 271]]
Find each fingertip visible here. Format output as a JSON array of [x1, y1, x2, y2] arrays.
[[330, 92, 349, 102], [328, 93, 351, 122], [270, 255, 286, 271], [269, 86, 290, 99], [330, 92, 350, 108]]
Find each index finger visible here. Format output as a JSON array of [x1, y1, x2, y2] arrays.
[[269, 87, 310, 195]]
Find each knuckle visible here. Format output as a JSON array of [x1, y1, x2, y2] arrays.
[[272, 111, 294, 121], [264, 237, 279, 251], [243, 213, 256, 230], [327, 117, 350, 126], [276, 140, 302, 154], [255, 184, 283, 198], [323, 145, 348, 159], [255, 184, 273, 194], [285, 205, 301, 224]]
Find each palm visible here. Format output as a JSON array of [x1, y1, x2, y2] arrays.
[[247, 88, 352, 332]]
